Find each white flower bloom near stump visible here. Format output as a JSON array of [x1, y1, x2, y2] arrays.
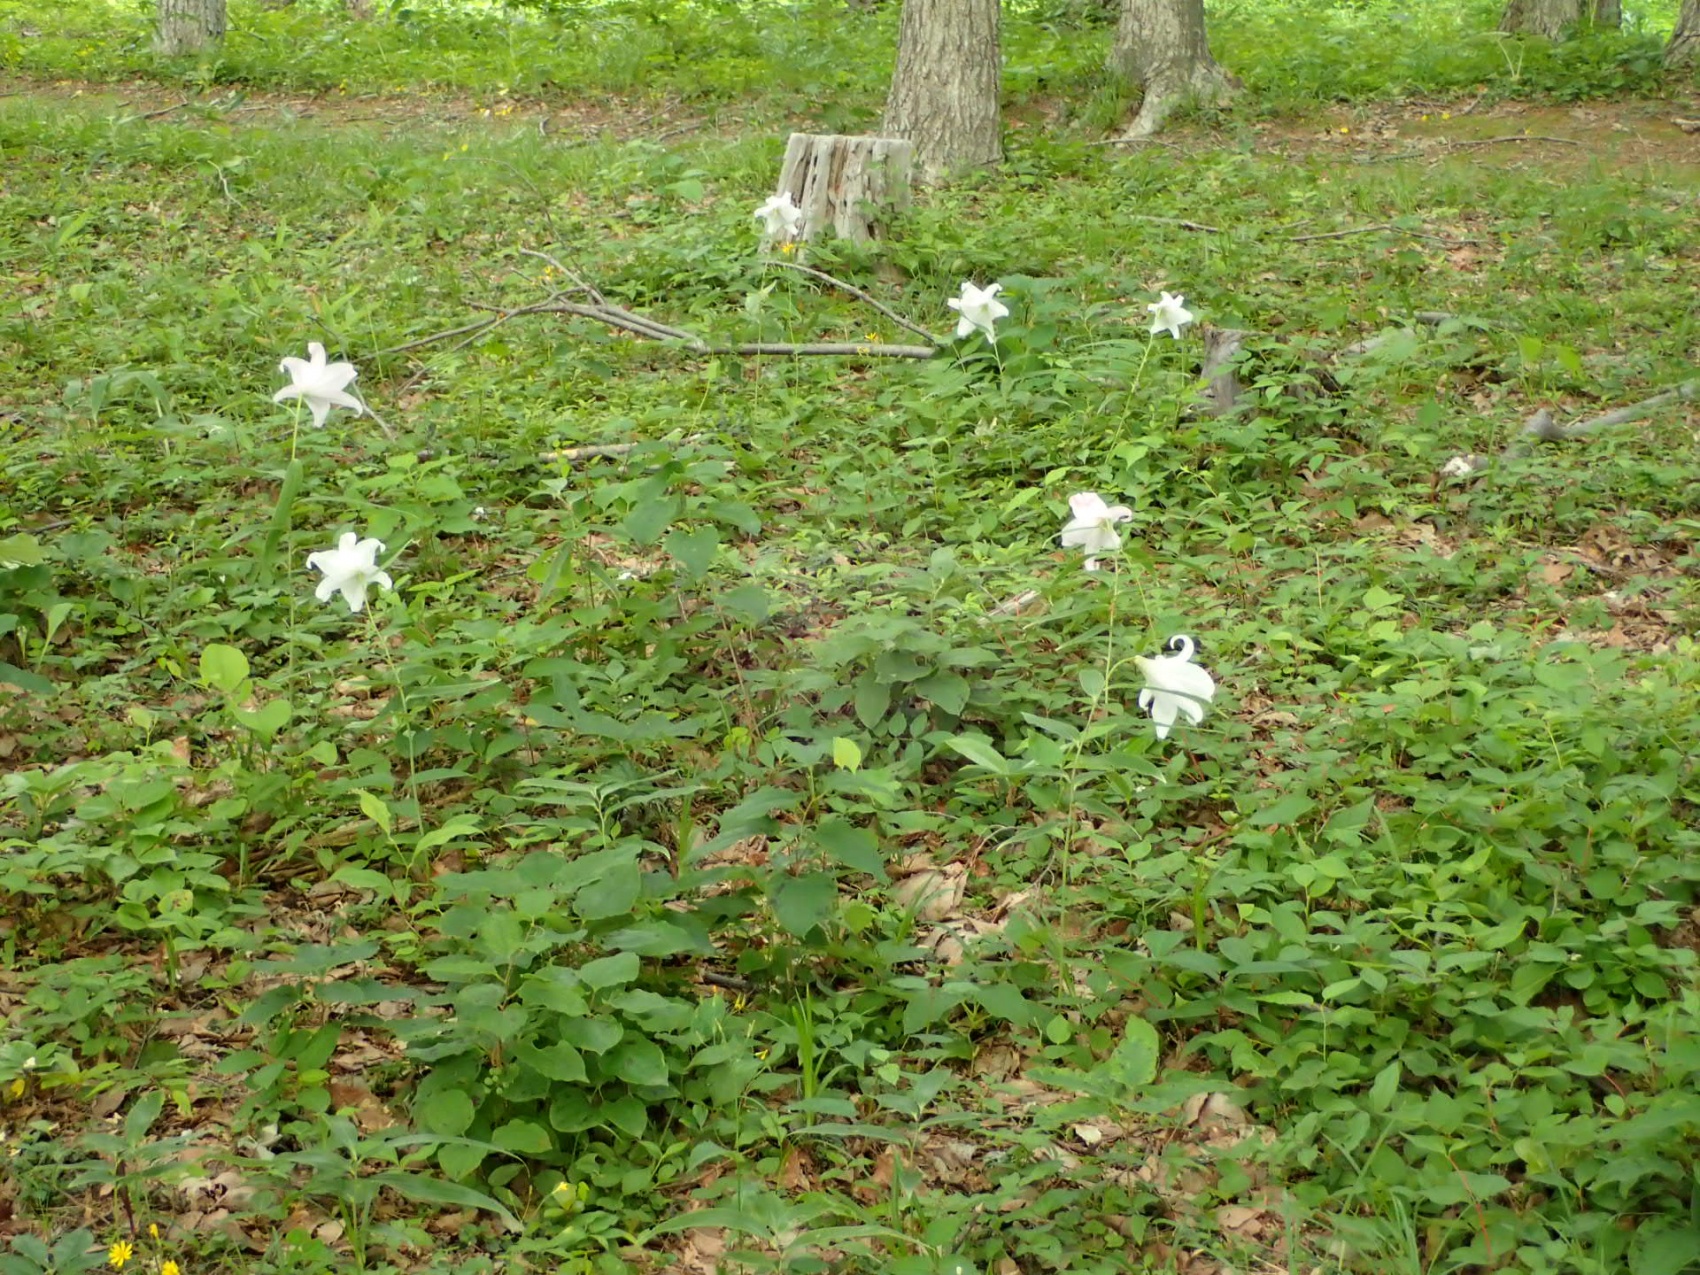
[[772, 133, 914, 244]]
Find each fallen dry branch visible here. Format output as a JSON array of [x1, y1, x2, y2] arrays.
[[765, 260, 943, 344], [1536, 377, 1700, 440], [397, 252, 946, 368], [1446, 133, 1585, 149], [1505, 377, 1700, 458], [1123, 214, 1223, 234], [1287, 223, 1477, 246]]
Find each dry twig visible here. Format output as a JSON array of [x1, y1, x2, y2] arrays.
[[396, 250, 945, 366], [766, 260, 943, 344]]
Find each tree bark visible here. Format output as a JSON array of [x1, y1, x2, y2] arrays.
[[1669, 0, 1700, 67], [1591, 0, 1621, 28], [156, 0, 226, 54], [1109, 0, 1238, 139], [882, 0, 1002, 183], [776, 134, 913, 242], [1500, 0, 1582, 38]]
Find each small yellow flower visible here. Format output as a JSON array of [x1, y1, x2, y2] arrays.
[[779, 241, 796, 256], [161, 1261, 180, 1275], [5, 1078, 22, 1099], [1442, 111, 1452, 120], [148, 1225, 159, 1241], [108, 1241, 133, 1271]]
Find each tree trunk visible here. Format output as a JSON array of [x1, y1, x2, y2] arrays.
[[882, 0, 1002, 183], [1669, 0, 1700, 67], [1591, 0, 1621, 28], [156, 0, 226, 54], [1500, 0, 1582, 38], [1109, 0, 1238, 139], [776, 134, 913, 243]]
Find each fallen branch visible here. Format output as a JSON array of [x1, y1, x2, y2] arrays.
[[1505, 377, 1699, 458], [1441, 377, 1700, 476], [1446, 133, 1585, 149], [1540, 377, 1700, 440], [766, 259, 943, 344], [1123, 214, 1223, 234], [985, 589, 1042, 619], [390, 250, 948, 366], [1287, 223, 1477, 246], [1287, 223, 1399, 243]]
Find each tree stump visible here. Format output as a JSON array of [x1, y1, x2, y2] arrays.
[[775, 133, 913, 244]]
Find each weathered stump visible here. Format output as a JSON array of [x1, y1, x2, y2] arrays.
[[775, 133, 913, 243]]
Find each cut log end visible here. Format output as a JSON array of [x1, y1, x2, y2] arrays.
[[776, 133, 914, 244]]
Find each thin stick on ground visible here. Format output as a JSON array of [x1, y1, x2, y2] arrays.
[[766, 260, 944, 344], [1447, 134, 1585, 149], [394, 249, 946, 365], [1516, 377, 1699, 447]]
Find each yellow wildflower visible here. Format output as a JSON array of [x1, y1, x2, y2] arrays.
[[5, 1078, 22, 1099], [161, 1262, 181, 1275], [148, 1226, 159, 1241], [108, 1241, 133, 1271]]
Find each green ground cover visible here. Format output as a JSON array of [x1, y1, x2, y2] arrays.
[[2, 2, 1700, 1273]]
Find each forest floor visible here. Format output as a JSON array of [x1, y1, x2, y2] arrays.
[[3, 51, 1700, 1275]]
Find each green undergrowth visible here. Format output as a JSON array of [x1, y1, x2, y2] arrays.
[[0, 0, 1692, 126], [3, 38, 1700, 1275]]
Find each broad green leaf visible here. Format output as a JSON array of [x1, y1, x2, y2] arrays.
[[854, 672, 891, 729], [232, 697, 291, 739], [664, 526, 719, 581], [943, 733, 1013, 774], [199, 642, 250, 694], [1105, 1017, 1160, 1090], [974, 981, 1032, 1026], [722, 584, 770, 624], [561, 1018, 623, 1054], [0, 662, 54, 694], [1633, 1228, 1700, 1275], [815, 818, 886, 878], [517, 1040, 587, 1083], [358, 790, 394, 836], [621, 496, 675, 546], [123, 1090, 165, 1144], [491, 1118, 553, 1155], [437, 1140, 485, 1182], [831, 736, 863, 772], [0, 533, 44, 568], [917, 670, 970, 716], [368, 1170, 519, 1231], [603, 1094, 648, 1137], [573, 859, 641, 920], [771, 871, 838, 938], [1367, 1061, 1401, 1112], [578, 951, 640, 990], [608, 1038, 669, 1087]]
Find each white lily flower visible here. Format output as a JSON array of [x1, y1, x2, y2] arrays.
[[306, 532, 393, 614], [1134, 635, 1216, 740], [947, 281, 1009, 343], [274, 342, 364, 430], [1147, 291, 1195, 340], [1060, 492, 1134, 571], [753, 191, 804, 242]]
